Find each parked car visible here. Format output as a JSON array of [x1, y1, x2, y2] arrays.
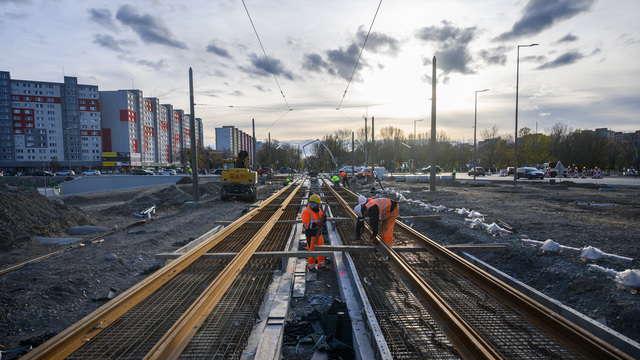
[[257, 167, 272, 175], [82, 170, 101, 176], [420, 166, 441, 173], [131, 169, 154, 175], [468, 167, 486, 176], [32, 170, 55, 177], [507, 167, 515, 175], [213, 168, 224, 175], [516, 167, 544, 180], [160, 169, 176, 175], [357, 166, 387, 179], [55, 170, 75, 176]]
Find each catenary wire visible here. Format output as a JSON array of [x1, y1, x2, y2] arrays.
[[242, 0, 291, 112], [337, 0, 384, 110]]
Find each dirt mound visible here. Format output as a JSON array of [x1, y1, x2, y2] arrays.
[[100, 182, 224, 216], [0, 189, 95, 251]]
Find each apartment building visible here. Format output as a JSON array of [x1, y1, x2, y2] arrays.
[[0, 72, 102, 171], [215, 125, 254, 166]]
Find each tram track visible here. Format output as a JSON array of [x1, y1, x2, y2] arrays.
[[21, 176, 635, 359], [323, 179, 632, 359]]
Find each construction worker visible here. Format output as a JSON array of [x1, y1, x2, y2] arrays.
[[284, 177, 291, 186], [452, 168, 456, 180], [354, 197, 399, 247], [340, 170, 349, 188], [354, 195, 372, 239], [332, 174, 340, 189], [302, 194, 327, 271]]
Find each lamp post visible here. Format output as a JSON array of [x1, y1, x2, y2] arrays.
[[413, 119, 423, 173], [514, 43, 539, 185], [473, 89, 489, 180]]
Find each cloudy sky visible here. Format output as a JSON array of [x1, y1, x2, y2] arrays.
[[2, 0, 639, 147]]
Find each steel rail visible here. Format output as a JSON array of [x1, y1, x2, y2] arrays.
[[336, 183, 632, 359], [143, 179, 305, 360], [324, 181, 501, 360], [394, 220, 633, 360], [21, 179, 303, 360]]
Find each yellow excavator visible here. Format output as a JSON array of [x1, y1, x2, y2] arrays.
[[221, 150, 257, 202]]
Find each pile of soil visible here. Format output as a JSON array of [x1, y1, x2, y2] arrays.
[[0, 178, 638, 359], [0, 189, 95, 250]]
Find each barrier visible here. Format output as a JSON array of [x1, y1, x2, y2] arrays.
[[500, 169, 507, 176], [594, 168, 602, 179], [544, 167, 550, 178], [581, 168, 587, 178]]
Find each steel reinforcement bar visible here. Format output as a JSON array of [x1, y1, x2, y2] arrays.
[[21, 179, 305, 360]]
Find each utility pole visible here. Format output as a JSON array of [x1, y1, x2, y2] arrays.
[[430, 56, 437, 192], [189, 67, 199, 202], [268, 133, 271, 169], [252, 118, 256, 169], [370, 116, 375, 184]]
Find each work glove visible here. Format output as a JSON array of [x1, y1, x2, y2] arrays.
[[370, 234, 377, 245]]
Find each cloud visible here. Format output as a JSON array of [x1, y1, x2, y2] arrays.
[[356, 25, 401, 56], [478, 46, 508, 65], [240, 53, 295, 80], [495, 0, 595, 41], [88, 8, 118, 31], [416, 21, 477, 75], [557, 33, 578, 43], [206, 41, 232, 59], [536, 51, 584, 69], [302, 29, 401, 81], [115, 4, 187, 49], [136, 59, 166, 71], [92, 34, 135, 53]]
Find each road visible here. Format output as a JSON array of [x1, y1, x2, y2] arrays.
[[388, 172, 640, 187]]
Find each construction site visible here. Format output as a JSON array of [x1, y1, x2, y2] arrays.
[[1, 174, 640, 359]]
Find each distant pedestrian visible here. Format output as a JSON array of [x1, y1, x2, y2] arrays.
[[452, 168, 456, 180]]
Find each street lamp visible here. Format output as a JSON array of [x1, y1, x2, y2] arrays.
[[473, 89, 489, 180], [514, 43, 539, 185], [413, 119, 423, 173]]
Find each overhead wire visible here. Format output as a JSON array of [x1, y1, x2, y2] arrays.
[[336, 0, 384, 110], [242, 0, 291, 112]]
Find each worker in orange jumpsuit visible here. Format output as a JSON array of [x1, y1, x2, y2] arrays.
[[302, 194, 326, 271], [354, 197, 399, 247], [340, 171, 349, 188]]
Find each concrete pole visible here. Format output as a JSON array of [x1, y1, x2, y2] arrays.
[[351, 131, 355, 177], [268, 133, 271, 169], [370, 116, 375, 184], [430, 56, 437, 192], [252, 118, 256, 169], [189, 67, 199, 202]]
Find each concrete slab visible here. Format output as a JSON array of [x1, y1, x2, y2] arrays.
[[66, 225, 109, 235], [35, 237, 83, 245]]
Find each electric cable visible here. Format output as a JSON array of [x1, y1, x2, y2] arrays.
[[242, 0, 291, 112], [337, 0, 384, 110]]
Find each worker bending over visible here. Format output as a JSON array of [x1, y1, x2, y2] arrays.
[[340, 171, 349, 188], [302, 194, 327, 271], [354, 195, 372, 240], [354, 197, 399, 247]]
